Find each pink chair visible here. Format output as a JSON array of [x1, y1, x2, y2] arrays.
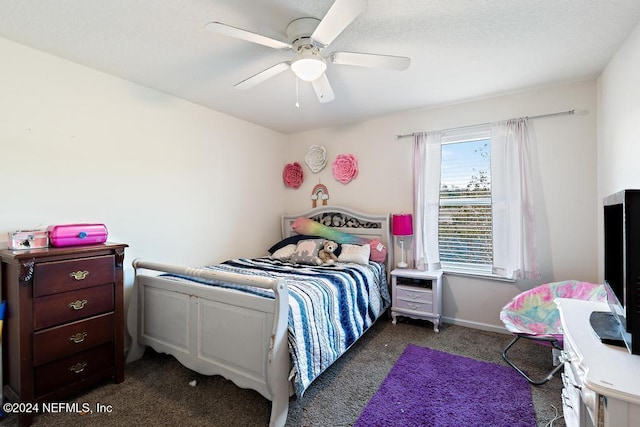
[[499, 280, 606, 384]]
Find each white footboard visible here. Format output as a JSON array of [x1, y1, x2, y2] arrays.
[[127, 259, 290, 427]]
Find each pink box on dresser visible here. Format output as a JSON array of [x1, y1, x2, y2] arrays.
[[47, 224, 108, 247]]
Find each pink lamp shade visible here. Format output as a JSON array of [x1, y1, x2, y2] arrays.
[[392, 214, 413, 236]]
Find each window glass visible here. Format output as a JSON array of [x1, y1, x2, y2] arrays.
[[439, 128, 492, 274]]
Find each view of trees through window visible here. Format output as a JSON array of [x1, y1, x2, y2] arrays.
[[439, 138, 493, 270]]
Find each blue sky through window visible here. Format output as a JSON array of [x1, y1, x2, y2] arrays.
[[441, 138, 491, 190]]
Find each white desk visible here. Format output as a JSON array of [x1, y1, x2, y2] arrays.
[[555, 298, 640, 427]]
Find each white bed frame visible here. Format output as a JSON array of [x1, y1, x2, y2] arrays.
[[126, 206, 391, 427]]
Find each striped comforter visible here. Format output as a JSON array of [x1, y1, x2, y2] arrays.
[[163, 257, 390, 396]]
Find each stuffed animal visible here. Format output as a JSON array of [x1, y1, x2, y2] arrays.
[[292, 217, 387, 262], [318, 240, 339, 265]]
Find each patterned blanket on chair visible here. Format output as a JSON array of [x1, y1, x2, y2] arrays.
[[500, 280, 607, 337]]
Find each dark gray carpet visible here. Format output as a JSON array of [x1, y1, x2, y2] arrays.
[[0, 318, 565, 426]]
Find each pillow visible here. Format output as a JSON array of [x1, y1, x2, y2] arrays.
[[268, 234, 323, 254], [290, 239, 324, 265], [368, 238, 387, 263], [268, 234, 342, 256], [338, 244, 371, 265], [293, 217, 362, 243], [292, 217, 386, 262], [270, 244, 297, 260]]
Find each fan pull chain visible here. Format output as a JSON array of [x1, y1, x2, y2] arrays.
[[295, 78, 300, 108]]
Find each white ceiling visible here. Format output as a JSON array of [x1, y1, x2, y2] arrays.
[[2, 1, 640, 134]]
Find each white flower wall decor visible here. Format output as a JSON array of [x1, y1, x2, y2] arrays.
[[305, 145, 328, 173]]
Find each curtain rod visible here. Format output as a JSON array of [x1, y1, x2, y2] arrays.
[[394, 109, 576, 140]]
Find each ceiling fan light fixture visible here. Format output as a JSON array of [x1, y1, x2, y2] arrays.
[[290, 55, 327, 82]]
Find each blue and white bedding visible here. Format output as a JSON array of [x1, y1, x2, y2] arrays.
[[162, 257, 390, 397]]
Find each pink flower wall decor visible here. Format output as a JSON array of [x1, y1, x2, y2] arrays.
[[283, 162, 304, 189], [332, 154, 358, 184]]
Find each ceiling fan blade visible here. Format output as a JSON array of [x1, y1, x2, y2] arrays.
[[330, 52, 411, 70], [204, 22, 291, 51], [311, 0, 366, 47], [234, 62, 291, 90], [311, 73, 335, 103]]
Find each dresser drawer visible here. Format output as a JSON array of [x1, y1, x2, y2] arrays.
[[394, 298, 433, 314], [34, 343, 114, 398], [33, 284, 114, 330], [396, 285, 432, 303], [34, 255, 115, 297], [33, 313, 115, 366]]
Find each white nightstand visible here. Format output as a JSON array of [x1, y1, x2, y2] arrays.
[[390, 269, 443, 332]]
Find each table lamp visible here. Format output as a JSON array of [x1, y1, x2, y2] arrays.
[[392, 213, 413, 268]]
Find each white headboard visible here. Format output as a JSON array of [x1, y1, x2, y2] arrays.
[[281, 205, 393, 275]]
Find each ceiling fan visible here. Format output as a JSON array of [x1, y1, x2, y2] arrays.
[[204, 0, 410, 103]]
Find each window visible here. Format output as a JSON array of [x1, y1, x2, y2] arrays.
[[438, 126, 492, 275], [414, 119, 535, 279]]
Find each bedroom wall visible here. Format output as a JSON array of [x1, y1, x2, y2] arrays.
[[0, 33, 615, 335], [597, 19, 640, 278], [0, 38, 288, 311], [285, 80, 598, 332]]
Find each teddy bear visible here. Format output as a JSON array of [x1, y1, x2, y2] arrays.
[[318, 240, 339, 265]]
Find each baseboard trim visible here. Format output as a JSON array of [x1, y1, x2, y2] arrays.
[[441, 316, 510, 335]]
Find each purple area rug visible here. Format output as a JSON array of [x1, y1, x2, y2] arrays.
[[355, 344, 536, 427]]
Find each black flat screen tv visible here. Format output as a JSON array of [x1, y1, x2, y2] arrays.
[[603, 189, 640, 355]]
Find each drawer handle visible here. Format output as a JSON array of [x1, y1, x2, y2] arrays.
[[69, 332, 88, 344], [408, 303, 420, 310], [408, 293, 421, 300], [68, 299, 88, 310], [69, 362, 87, 374], [561, 389, 573, 409], [69, 270, 90, 280], [559, 350, 572, 363]]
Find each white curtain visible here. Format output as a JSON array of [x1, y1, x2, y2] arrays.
[[412, 119, 539, 279], [491, 118, 539, 279], [412, 131, 442, 271]]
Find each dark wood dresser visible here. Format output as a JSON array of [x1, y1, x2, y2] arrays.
[[0, 242, 127, 426]]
